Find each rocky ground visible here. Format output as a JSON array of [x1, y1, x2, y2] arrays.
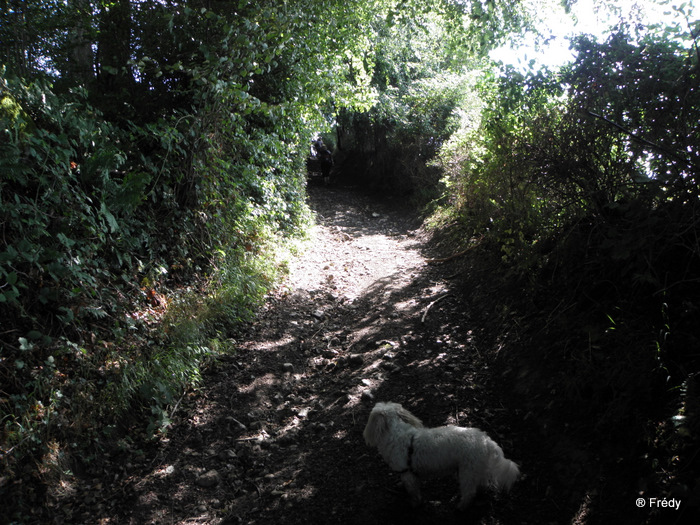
[[47, 182, 691, 525]]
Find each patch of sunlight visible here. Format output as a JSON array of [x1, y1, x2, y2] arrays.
[[250, 334, 296, 352], [238, 373, 279, 394], [332, 429, 349, 440]]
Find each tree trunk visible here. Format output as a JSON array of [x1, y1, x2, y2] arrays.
[[97, 0, 132, 94], [65, 0, 95, 83], [2, 0, 32, 78]]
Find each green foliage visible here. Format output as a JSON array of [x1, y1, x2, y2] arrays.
[[1, 2, 432, 516], [443, 26, 699, 267], [0, 71, 299, 512], [1, 0, 534, 518], [335, 1, 524, 198], [439, 65, 570, 246], [435, 22, 700, 453], [1, 77, 133, 319]]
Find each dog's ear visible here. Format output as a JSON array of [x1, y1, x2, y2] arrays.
[[363, 408, 388, 447]]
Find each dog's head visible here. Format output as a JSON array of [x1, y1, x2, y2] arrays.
[[363, 402, 423, 447]]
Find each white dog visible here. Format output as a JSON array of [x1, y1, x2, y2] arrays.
[[363, 402, 520, 510]]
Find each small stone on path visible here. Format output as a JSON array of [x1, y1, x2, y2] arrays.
[[195, 469, 220, 488]]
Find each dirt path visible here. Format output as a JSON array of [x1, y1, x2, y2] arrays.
[[63, 184, 558, 524]]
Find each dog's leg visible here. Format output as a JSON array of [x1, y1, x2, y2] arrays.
[[457, 469, 478, 510], [400, 471, 422, 507]]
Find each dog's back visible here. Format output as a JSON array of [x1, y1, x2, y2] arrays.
[[364, 402, 520, 510]]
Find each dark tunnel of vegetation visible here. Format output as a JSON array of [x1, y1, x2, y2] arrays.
[[1, 0, 699, 520]]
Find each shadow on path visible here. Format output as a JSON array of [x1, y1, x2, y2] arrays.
[[74, 184, 580, 525]]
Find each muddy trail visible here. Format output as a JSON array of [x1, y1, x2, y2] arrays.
[[50, 183, 675, 525]]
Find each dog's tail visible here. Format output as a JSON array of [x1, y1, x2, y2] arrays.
[[487, 444, 520, 493]]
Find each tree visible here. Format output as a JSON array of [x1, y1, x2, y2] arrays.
[[0, 0, 65, 78], [64, 0, 95, 83], [1, 2, 542, 519], [335, 0, 528, 196]]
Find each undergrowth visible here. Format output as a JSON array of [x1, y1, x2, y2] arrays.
[[425, 27, 700, 516], [0, 226, 305, 521], [0, 67, 313, 520]]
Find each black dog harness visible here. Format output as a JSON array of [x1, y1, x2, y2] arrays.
[[398, 435, 415, 474]]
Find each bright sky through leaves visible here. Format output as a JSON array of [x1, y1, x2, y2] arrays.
[[490, 0, 697, 70]]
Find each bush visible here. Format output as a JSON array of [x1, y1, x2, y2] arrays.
[[0, 61, 311, 513], [434, 28, 700, 456]]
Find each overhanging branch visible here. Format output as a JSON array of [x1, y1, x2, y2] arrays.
[[585, 110, 694, 170]]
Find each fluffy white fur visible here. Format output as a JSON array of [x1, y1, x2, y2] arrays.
[[363, 401, 520, 510]]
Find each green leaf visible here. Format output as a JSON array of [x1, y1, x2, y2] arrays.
[[19, 337, 34, 351], [56, 233, 75, 248], [100, 202, 119, 234]]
